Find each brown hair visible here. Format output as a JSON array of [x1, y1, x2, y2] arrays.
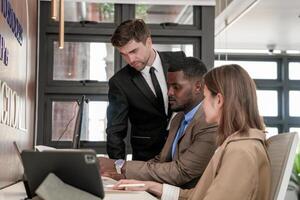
[[204, 64, 264, 145], [111, 19, 151, 47]]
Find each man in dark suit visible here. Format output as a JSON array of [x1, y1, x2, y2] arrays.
[[107, 19, 186, 161]]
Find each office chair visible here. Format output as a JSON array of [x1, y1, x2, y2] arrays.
[[267, 132, 299, 200]]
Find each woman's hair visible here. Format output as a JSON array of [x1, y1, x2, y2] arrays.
[[204, 64, 264, 145]]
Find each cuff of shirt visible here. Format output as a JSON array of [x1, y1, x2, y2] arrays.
[[161, 183, 180, 200]]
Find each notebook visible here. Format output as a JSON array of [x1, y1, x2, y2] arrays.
[[20, 149, 104, 199]]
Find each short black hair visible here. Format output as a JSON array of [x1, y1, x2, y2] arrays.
[[168, 57, 207, 80]]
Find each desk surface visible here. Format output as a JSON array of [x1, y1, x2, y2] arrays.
[[0, 182, 157, 200]]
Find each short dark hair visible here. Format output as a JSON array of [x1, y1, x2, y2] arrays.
[[111, 19, 151, 47], [168, 57, 207, 80]]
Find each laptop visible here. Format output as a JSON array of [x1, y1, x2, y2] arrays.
[[20, 149, 104, 199]]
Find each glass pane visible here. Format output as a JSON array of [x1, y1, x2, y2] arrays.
[[256, 90, 278, 116], [290, 127, 300, 134], [265, 127, 278, 139], [289, 62, 300, 80], [136, 5, 193, 25], [55, 2, 114, 23], [52, 100, 108, 142], [289, 91, 300, 117], [53, 41, 114, 81], [153, 44, 193, 56], [214, 60, 277, 79], [52, 101, 78, 141]]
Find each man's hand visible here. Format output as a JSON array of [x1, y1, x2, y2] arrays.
[[102, 171, 125, 180], [98, 157, 115, 173], [98, 157, 126, 180], [113, 179, 163, 198]]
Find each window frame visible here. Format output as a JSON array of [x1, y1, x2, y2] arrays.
[[214, 53, 300, 133], [38, 2, 215, 154]]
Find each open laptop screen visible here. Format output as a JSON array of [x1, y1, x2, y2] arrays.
[[21, 149, 104, 199]]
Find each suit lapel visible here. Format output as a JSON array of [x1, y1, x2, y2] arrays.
[[158, 52, 173, 118], [178, 106, 203, 141], [158, 51, 169, 79], [160, 113, 184, 161], [174, 105, 203, 157], [131, 68, 164, 113]]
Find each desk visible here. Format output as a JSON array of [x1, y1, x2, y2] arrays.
[[0, 182, 157, 200]]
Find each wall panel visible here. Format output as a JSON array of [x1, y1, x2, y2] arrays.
[[0, 0, 37, 188]]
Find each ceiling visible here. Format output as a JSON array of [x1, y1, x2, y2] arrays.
[[215, 0, 300, 52]]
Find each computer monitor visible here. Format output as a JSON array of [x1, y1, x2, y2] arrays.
[[21, 149, 104, 199], [72, 95, 88, 149]]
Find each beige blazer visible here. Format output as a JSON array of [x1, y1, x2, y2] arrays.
[[125, 105, 218, 188], [179, 129, 271, 200]]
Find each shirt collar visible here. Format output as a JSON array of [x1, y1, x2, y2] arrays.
[[140, 49, 160, 74], [151, 50, 161, 72], [184, 102, 202, 123]]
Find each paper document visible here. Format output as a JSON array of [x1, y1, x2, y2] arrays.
[[35, 145, 57, 152]]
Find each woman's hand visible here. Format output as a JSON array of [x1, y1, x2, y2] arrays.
[[113, 179, 163, 197]]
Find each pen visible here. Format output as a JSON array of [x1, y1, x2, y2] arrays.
[[105, 183, 145, 188]]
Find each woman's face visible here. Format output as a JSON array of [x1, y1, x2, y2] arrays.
[[203, 85, 222, 124]]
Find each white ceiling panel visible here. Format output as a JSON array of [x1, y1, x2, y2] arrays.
[[215, 0, 300, 51]]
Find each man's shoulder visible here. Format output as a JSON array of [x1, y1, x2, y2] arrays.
[[110, 65, 133, 81]]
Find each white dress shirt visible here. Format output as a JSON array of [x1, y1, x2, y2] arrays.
[[140, 50, 168, 115], [161, 184, 180, 200]]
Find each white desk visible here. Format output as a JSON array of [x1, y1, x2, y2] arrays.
[[0, 182, 157, 200]]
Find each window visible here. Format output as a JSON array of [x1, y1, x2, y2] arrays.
[[214, 54, 300, 134], [289, 91, 300, 117], [135, 5, 193, 25], [51, 100, 108, 142], [290, 127, 300, 134], [265, 127, 278, 139], [153, 44, 193, 56], [55, 2, 115, 23], [214, 60, 277, 79], [53, 41, 114, 81], [289, 62, 300, 80], [52, 101, 78, 141], [257, 90, 278, 117]]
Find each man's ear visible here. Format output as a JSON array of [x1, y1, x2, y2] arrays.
[[146, 37, 152, 46], [194, 80, 202, 94]]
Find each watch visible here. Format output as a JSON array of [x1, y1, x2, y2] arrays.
[[114, 159, 125, 174]]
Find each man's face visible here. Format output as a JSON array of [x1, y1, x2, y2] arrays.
[[117, 38, 152, 71], [167, 71, 201, 113]]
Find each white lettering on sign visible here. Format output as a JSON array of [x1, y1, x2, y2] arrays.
[[0, 80, 21, 129]]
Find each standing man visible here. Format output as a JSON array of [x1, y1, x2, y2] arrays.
[[100, 57, 217, 189], [107, 19, 186, 161]]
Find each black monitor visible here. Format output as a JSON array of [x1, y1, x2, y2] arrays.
[[72, 95, 88, 149], [21, 149, 104, 199]]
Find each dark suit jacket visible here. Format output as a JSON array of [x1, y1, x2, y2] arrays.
[[106, 51, 186, 161], [125, 105, 218, 188]]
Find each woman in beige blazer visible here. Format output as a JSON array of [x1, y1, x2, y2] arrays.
[[114, 64, 271, 200]]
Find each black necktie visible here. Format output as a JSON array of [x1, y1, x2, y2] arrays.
[[149, 67, 165, 113]]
